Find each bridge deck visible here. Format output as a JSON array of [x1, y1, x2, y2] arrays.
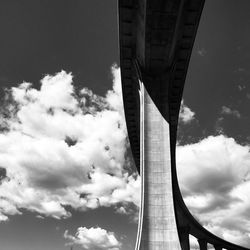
[[119, 0, 249, 249]]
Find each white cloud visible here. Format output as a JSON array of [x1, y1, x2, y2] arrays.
[[64, 227, 121, 250], [176, 135, 250, 247], [189, 234, 200, 250], [179, 100, 195, 124], [221, 106, 241, 118], [3, 64, 248, 248], [78, 171, 140, 209], [106, 65, 124, 114], [0, 66, 139, 221]]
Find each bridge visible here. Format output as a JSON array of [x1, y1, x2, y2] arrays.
[[118, 0, 249, 249]]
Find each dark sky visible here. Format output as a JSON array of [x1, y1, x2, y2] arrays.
[[0, 0, 250, 249], [0, 1, 129, 250], [0, 208, 136, 250], [183, 0, 250, 144], [0, 0, 118, 96]]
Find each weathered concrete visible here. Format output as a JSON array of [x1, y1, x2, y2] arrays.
[[136, 83, 181, 250]]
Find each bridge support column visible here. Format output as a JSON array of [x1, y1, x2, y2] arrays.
[[135, 83, 181, 250], [214, 245, 222, 250], [179, 227, 190, 250], [198, 239, 207, 250]]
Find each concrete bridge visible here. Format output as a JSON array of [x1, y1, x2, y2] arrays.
[[118, 0, 250, 249]]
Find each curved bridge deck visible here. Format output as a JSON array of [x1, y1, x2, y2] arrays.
[[118, 0, 249, 249]]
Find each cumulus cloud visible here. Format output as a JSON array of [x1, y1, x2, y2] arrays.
[[78, 171, 140, 209], [2, 63, 248, 248], [179, 100, 195, 124], [64, 227, 121, 250], [115, 203, 139, 223], [176, 135, 250, 247], [0, 65, 139, 221], [221, 106, 241, 118]]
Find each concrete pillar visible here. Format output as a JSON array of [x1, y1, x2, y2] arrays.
[[214, 245, 222, 250], [135, 83, 181, 250], [198, 239, 207, 250], [179, 227, 190, 250]]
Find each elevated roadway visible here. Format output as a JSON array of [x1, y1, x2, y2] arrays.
[[118, 0, 250, 249]]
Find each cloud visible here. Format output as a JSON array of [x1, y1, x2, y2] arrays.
[[197, 48, 207, 57], [238, 85, 246, 91], [115, 203, 139, 223], [189, 234, 200, 250], [78, 171, 140, 209], [176, 135, 250, 247], [237, 67, 246, 72], [3, 64, 249, 248], [179, 100, 195, 124], [0, 65, 139, 221], [221, 106, 241, 118], [64, 227, 121, 250], [214, 117, 224, 134]]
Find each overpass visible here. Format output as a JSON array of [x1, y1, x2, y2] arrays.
[[118, 0, 250, 249]]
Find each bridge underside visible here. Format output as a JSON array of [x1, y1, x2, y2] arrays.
[[119, 0, 206, 169], [119, 0, 249, 250]]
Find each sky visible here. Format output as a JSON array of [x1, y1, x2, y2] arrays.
[[0, 0, 250, 250]]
